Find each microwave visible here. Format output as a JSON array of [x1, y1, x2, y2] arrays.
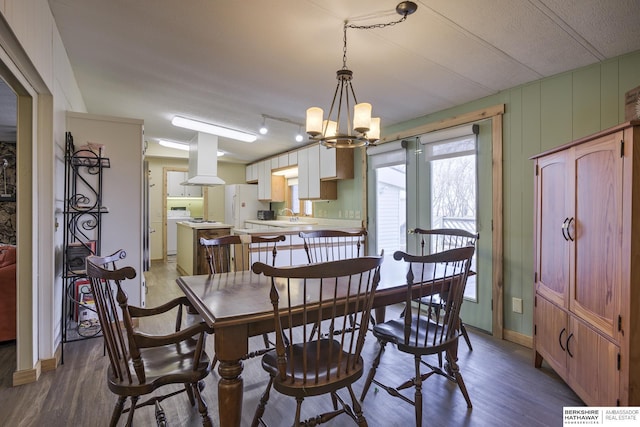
[[257, 210, 275, 220]]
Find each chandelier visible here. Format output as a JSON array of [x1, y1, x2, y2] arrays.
[[306, 1, 418, 148]]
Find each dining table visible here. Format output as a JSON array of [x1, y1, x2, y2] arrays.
[[176, 253, 464, 427]]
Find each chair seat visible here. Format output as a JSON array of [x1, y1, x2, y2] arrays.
[[261, 338, 364, 397], [108, 337, 211, 397], [373, 316, 456, 356]]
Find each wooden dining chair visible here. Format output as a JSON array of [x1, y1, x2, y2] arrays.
[[299, 229, 370, 340], [85, 250, 213, 427], [199, 234, 286, 364], [412, 227, 478, 352], [251, 255, 383, 427], [360, 246, 475, 426], [299, 229, 367, 263], [200, 234, 286, 274]]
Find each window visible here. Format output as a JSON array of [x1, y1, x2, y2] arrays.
[[288, 179, 312, 216], [422, 133, 478, 300], [367, 140, 407, 255]]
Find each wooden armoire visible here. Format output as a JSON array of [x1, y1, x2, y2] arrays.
[[532, 120, 640, 406]]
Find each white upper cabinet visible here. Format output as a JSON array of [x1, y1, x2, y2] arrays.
[[167, 171, 201, 197]]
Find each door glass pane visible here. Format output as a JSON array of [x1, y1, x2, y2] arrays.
[[427, 139, 477, 300], [375, 164, 406, 255]]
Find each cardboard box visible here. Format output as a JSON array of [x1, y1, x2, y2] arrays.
[[625, 85, 640, 121]]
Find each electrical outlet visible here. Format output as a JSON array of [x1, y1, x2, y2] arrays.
[[512, 297, 523, 314]]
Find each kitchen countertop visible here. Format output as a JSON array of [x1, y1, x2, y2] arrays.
[[177, 221, 233, 229], [235, 219, 364, 234]]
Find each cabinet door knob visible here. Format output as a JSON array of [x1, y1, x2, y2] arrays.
[[559, 327, 567, 351], [561, 218, 569, 241], [566, 217, 575, 241], [566, 332, 574, 358]]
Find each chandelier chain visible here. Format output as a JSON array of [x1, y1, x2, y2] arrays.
[[342, 13, 410, 69]]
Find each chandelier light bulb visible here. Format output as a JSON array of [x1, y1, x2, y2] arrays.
[[354, 103, 372, 133], [306, 107, 323, 136]]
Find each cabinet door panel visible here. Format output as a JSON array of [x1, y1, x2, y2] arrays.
[[567, 317, 619, 406], [535, 152, 570, 307], [572, 133, 622, 338], [534, 296, 568, 378]]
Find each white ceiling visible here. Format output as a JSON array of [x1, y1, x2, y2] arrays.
[[47, 0, 640, 163]]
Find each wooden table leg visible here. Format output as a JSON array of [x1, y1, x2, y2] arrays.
[[215, 325, 249, 427], [218, 359, 243, 427]]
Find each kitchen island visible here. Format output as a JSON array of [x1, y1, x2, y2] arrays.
[[234, 219, 365, 266], [176, 221, 232, 275]]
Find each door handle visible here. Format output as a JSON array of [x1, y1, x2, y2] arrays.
[[559, 327, 566, 351], [566, 217, 575, 241], [566, 332, 574, 358], [561, 218, 569, 241], [407, 229, 415, 234]]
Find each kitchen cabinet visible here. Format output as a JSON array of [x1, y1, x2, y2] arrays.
[[319, 145, 354, 180], [256, 160, 285, 202], [257, 161, 270, 200], [246, 163, 258, 183], [298, 145, 337, 200], [532, 121, 640, 406], [167, 171, 201, 197], [278, 154, 289, 168]]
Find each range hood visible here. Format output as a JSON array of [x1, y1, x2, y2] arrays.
[[182, 132, 226, 186]]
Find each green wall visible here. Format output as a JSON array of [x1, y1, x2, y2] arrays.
[[384, 50, 640, 337]]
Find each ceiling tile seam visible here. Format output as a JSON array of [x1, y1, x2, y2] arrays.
[[529, 0, 605, 61], [418, 2, 544, 81]]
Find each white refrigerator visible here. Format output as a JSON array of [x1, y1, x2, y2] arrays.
[[224, 184, 269, 228]]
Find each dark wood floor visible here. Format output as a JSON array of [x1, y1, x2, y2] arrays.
[[0, 257, 583, 426]]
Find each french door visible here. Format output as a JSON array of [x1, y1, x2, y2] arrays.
[[368, 122, 493, 333]]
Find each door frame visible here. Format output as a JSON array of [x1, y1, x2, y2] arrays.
[[368, 104, 505, 339]]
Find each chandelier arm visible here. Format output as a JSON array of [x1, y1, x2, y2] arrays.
[[336, 80, 347, 134], [322, 81, 342, 137]]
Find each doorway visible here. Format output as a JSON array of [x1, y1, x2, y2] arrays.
[[367, 118, 498, 335], [0, 77, 17, 384]]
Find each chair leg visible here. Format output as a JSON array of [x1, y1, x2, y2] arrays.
[[294, 396, 304, 426], [110, 396, 127, 427], [125, 396, 138, 427], [155, 400, 167, 427], [449, 357, 472, 408], [252, 375, 274, 427], [262, 333, 271, 349], [413, 356, 423, 427], [347, 385, 367, 427], [360, 340, 386, 401], [460, 322, 473, 351], [193, 381, 213, 427], [185, 382, 196, 406]]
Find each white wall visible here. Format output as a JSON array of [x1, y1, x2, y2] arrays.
[[0, 0, 87, 374]]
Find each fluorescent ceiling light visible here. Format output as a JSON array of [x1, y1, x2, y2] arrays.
[[159, 139, 189, 151], [171, 116, 257, 143], [159, 139, 223, 156]]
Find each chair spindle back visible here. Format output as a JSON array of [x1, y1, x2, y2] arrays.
[[299, 229, 367, 263], [393, 246, 475, 350], [252, 256, 382, 385]]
